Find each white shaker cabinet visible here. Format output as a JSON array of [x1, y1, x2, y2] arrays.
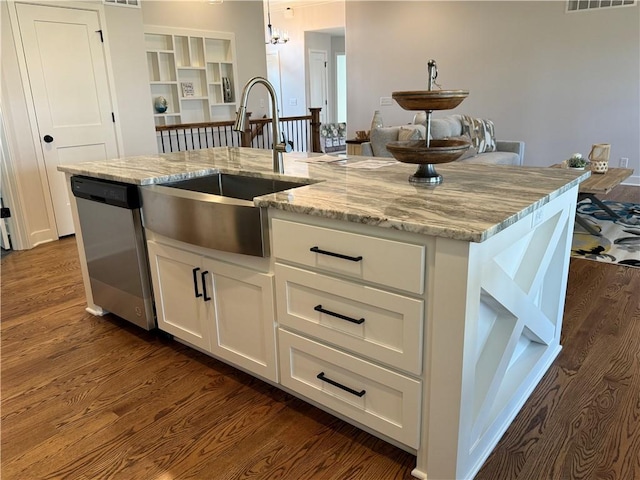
[[271, 215, 427, 448], [147, 240, 211, 351], [147, 239, 277, 382]]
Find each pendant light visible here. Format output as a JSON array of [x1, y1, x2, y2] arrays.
[[265, 0, 289, 44]]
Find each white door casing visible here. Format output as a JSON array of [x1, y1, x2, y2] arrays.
[[266, 52, 284, 117], [308, 49, 328, 124], [15, 3, 118, 237]]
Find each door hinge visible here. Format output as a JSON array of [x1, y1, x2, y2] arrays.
[[111, 112, 115, 123], [96, 30, 104, 42], [1, 207, 11, 219], [324, 61, 327, 68]]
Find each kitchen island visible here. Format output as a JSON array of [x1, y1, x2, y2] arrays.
[[59, 147, 588, 479]]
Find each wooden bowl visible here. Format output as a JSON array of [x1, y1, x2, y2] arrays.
[[392, 90, 469, 111], [386, 138, 470, 164]]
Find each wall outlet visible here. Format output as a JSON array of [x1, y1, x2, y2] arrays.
[[380, 96, 393, 106], [259, 99, 265, 108], [289, 98, 297, 106], [619, 157, 629, 168]]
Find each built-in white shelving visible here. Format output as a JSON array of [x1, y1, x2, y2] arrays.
[[144, 26, 239, 126]]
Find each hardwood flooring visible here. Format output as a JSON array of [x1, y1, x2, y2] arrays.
[[2, 185, 639, 480]]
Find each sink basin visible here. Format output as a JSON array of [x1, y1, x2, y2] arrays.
[[140, 173, 310, 257], [165, 173, 308, 201]]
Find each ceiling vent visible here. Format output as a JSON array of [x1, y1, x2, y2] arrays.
[[103, 0, 141, 8], [567, 0, 636, 12]]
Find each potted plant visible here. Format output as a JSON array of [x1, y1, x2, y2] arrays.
[[567, 153, 588, 170]]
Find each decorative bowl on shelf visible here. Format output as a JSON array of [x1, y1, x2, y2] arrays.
[[391, 90, 469, 111]]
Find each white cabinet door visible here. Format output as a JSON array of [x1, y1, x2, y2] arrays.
[[147, 241, 211, 351], [205, 257, 277, 382]]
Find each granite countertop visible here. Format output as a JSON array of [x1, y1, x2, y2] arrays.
[[58, 147, 589, 242]]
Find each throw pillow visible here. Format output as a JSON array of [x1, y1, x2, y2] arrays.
[[398, 126, 424, 141], [461, 115, 497, 154]]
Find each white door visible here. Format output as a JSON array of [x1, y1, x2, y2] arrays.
[[16, 3, 118, 237], [309, 50, 328, 124]]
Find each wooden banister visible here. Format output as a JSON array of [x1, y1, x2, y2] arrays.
[[309, 107, 322, 153], [154, 108, 322, 154]]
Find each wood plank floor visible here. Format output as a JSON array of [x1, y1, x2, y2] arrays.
[[2, 185, 639, 480]]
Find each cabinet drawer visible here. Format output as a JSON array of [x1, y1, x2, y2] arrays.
[[279, 330, 421, 449], [271, 218, 425, 294], [276, 263, 423, 375]]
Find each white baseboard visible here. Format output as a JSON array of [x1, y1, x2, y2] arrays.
[[621, 175, 639, 187]]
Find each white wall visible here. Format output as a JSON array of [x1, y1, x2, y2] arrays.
[[266, 1, 345, 118], [104, 5, 157, 156], [331, 35, 345, 124], [346, 1, 640, 182]]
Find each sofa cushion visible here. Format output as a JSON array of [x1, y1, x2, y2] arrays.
[[412, 112, 462, 139], [370, 127, 399, 157], [460, 151, 519, 165], [370, 125, 426, 157], [461, 115, 497, 153]]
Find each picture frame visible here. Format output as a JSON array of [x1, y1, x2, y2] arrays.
[[181, 82, 195, 98]]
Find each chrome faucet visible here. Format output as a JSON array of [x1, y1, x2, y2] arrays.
[[234, 76, 291, 174]]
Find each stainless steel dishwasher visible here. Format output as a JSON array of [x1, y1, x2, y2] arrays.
[[71, 176, 155, 330]]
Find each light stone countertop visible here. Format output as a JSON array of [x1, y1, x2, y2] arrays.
[[58, 147, 589, 242]]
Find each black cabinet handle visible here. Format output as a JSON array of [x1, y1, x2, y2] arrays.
[[309, 246, 363, 262], [317, 372, 366, 397], [201, 270, 211, 301], [192, 267, 202, 298], [43, 135, 54, 143], [314, 305, 365, 325]]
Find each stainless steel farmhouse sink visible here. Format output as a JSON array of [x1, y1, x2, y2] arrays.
[[164, 173, 307, 200], [140, 173, 311, 257]]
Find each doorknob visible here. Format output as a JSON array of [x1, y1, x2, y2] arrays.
[[43, 135, 54, 143]]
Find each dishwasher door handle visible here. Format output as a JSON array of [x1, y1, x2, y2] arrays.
[[192, 267, 202, 298]]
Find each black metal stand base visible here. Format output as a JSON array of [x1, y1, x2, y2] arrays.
[[409, 163, 443, 185]]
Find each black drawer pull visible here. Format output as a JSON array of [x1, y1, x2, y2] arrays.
[[314, 305, 365, 325], [317, 372, 366, 397], [192, 267, 202, 298], [201, 270, 211, 301], [309, 246, 363, 262]]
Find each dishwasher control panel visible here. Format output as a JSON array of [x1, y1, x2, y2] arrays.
[[71, 176, 140, 209]]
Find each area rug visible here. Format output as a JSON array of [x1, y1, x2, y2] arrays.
[[571, 199, 640, 268]]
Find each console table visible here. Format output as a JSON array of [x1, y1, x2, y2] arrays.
[[554, 165, 634, 235], [346, 138, 367, 156]]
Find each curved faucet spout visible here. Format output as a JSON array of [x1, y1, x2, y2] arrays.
[[234, 76, 288, 174]]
